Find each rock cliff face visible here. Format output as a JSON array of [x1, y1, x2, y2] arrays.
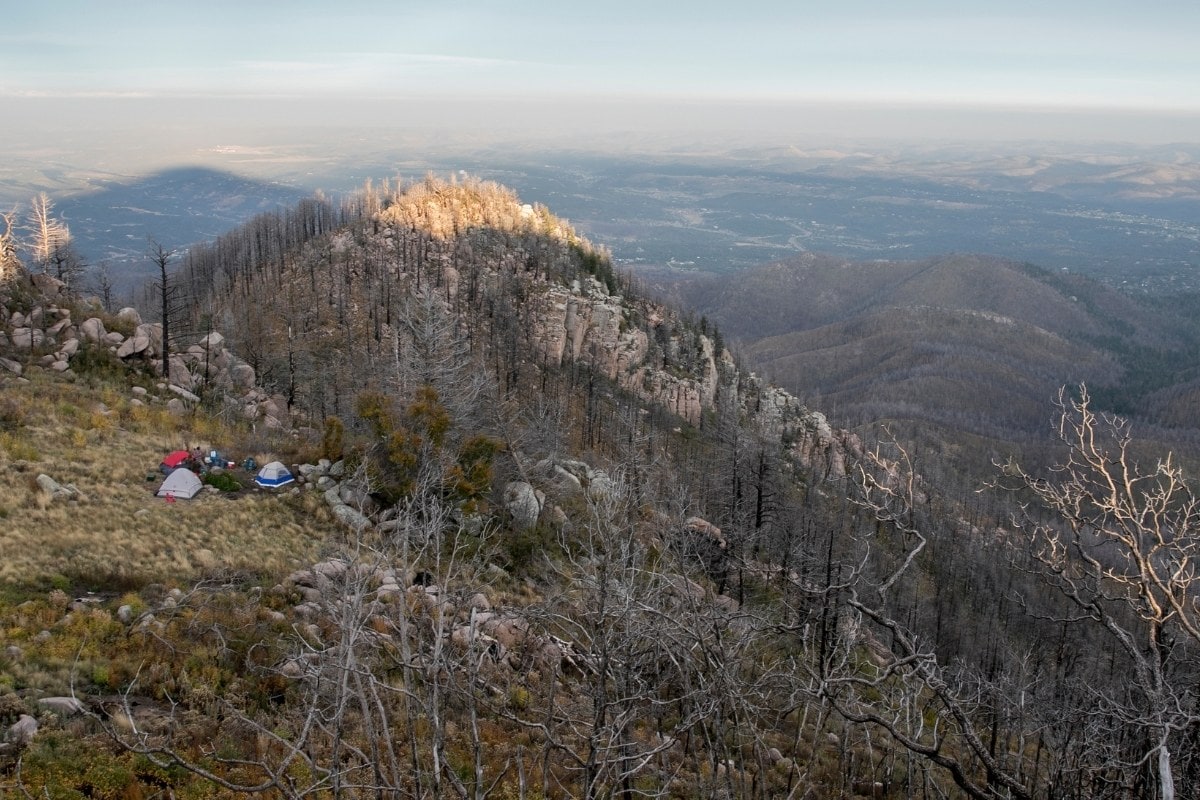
[[505, 269, 856, 477], [502, 268, 858, 478], [524, 278, 721, 427], [4, 236, 858, 489]]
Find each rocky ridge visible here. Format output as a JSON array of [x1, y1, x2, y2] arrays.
[[519, 278, 863, 479], [358, 186, 864, 481]]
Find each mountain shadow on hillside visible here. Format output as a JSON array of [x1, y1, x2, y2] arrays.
[[57, 166, 310, 289]]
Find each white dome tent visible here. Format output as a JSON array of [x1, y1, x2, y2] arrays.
[[156, 468, 203, 500]]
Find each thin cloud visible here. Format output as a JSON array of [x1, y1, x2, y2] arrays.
[[220, 52, 551, 94], [0, 88, 155, 98]]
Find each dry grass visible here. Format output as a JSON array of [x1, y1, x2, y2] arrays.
[[0, 371, 330, 590]]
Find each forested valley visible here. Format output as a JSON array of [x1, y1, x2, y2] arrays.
[[669, 251, 1200, 497], [0, 177, 1198, 798]]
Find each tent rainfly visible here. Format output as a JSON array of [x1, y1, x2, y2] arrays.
[[156, 468, 203, 500], [255, 461, 294, 488], [160, 450, 190, 473]]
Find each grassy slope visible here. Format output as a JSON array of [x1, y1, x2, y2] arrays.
[[0, 369, 329, 592]]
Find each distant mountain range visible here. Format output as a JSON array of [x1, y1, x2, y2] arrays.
[[494, 150, 1200, 292], [7, 141, 1199, 296]]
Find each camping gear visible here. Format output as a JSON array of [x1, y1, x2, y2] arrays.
[[243, 457, 257, 472], [156, 468, 203, 499], [255, 461, 295, 488], [160, 450, 190, 474]]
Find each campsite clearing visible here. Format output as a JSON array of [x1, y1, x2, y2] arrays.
[[0, 372, 329, 590]]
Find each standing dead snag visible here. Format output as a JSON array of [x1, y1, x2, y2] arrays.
[[0, 208, 20, 283], [997, 385, 1200, 800], [148, 237, 177, 381]]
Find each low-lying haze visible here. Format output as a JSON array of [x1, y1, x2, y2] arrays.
[[4, 3, 1198, 294]]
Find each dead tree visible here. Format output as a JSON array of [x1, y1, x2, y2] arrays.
[[996, 385, 1200, 800], [148, 237, 178, 380]]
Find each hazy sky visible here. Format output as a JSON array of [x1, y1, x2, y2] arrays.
[[4, 1, 1199, 143]]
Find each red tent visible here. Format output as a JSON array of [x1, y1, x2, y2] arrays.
[[161, 450, 190, 471]]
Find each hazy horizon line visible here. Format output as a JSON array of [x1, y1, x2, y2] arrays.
[[7, 93, 1200, 148]]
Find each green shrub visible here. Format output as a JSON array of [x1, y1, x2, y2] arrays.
[[502, 523, 560, 576], [0, 395, 26, 431], [69, 342, 122, 379], [91, 663, 111, 689], [508, 685, 530, 711], [202, 471, 241, 492], [0, 691, 28, 722], [0, 431, 38, 461], [322, 415, 345, 461]]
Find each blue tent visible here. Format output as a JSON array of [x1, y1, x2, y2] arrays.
[[254, 460, 294, 488]]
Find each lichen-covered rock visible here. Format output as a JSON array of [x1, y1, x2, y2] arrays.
[[116, 322, 162, 359], [504, 481, 543, 531], [550, 464, 582, 492], [5, 714, 37, 747], [168, 385, 200, 404], [331, 504, 372, 532], [788, 410, 863, 479], [116, 333, 143, 358], [46, 317, 71, 337], [586, 469, 614, 501], [10, 327, 43, 350], [168, 355, 194, 390], [29, 273, 65, 297], [37, 697, 84, 717], [116, 307, 142, 327], [338, 482, 378, 515], [78, 316, 106, 343], [230, 363, 256, 389], [36, 474, 78, 501], [323, 487, 344, 509]]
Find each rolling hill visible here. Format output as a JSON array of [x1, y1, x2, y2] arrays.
[[674, 252, 1200, 477]]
